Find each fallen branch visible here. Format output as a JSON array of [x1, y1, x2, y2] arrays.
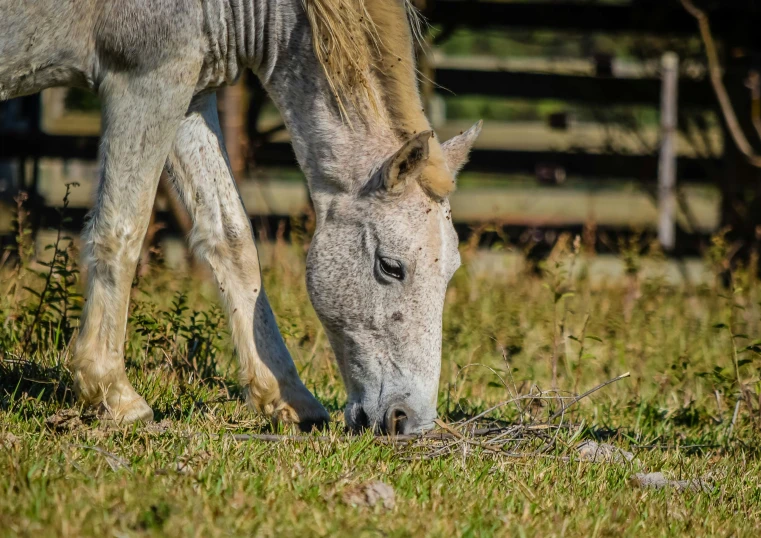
[[73, 445, 132, 473], [548, 372, 630, 422], [434, 419, 503, 453], [222, 427, 503, 444], [680, 0, 761, 168], [191, 373, 629, 460]]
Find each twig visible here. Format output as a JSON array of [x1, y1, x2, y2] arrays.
[[680, 0, 761, 168], [74, 445, 132, 473], [221, 427, 503, 444], [175, 373, 628, 462], [548, 372, 631, 422], [62, 450, 93, 479], [727, 397, 742, 439], [634, 444, 720, 451], [459, 392, 575, 427], [498, 342, 523, 416], [224, 432, 441, 443], [747, 71, 761, 142], [434, 419, 502, 453]]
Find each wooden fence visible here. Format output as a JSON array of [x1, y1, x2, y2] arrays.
[[3, 0, 760, 250]]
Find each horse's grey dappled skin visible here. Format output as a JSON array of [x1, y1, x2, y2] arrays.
[[306, 127, 481, 434], [0, 0, 480, 434]]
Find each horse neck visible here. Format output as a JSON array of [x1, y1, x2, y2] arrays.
[[257, 0, 399, 217]]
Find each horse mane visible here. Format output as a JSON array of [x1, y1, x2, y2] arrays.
[[299, 0, 381, 121], [302, 0, 455, 198]]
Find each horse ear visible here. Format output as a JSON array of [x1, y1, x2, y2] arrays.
[[441, 120, 482, 176], [382, 130, 431, 193]]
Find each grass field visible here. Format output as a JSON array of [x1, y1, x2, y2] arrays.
[[1, 224, 761, 537]]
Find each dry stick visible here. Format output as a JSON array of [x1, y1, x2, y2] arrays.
[[459, 392, 575, 427], [191, 375, 629, 446], [0, 249, 10, 273], [73, 445, 132, 473], [225, 432, 449, 444], [634, 443, 719, 451], [425, 438, 467, 460], [747, 71, 761, 143], [434, 419, 503, 453], [714, 389, 724, 423], [210, 426, 504, 444], [62, 450, 93, 480], [496, 341, 523, 417], [727, 398, 742, 439], [548, 372, 631, 422], [214, 422, 573, 451], [680, 0, 761, 168]]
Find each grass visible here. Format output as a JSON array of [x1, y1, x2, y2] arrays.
[[1, 217, 761, 536]]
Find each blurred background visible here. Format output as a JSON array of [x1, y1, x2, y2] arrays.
[[2, 0, 761, 276]]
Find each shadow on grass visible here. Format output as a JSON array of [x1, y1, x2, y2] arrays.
[[0, 357, 75, 411]]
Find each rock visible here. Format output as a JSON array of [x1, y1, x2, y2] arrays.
[[342, 481, 396, 509], [576, 440, 635, 464], [0, 432, 20, 449], [630, 472, 712, 493]]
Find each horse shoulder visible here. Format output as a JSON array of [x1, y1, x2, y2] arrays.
[[94, 0, 203, 70]]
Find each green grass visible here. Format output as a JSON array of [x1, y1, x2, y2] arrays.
[[1, 228, 761, 537]]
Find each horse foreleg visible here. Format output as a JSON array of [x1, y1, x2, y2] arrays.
[[71, 64, 198, 423], [166, 94, 329, 430]]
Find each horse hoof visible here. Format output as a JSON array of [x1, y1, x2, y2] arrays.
[[98, 396, 154, 425], [267, 385, 330, 430], [298, 416, 329, 433]]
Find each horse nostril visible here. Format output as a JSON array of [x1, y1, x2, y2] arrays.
[[384, 405, 410, 435]]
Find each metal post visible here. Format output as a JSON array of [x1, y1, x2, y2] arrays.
[[658, 52, 679, 251]]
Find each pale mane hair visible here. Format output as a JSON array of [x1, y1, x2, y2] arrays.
[[302, 0, 456, 197]]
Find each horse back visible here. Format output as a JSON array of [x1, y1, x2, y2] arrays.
[[0, 0, 202, 100]]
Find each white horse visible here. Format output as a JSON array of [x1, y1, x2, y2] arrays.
[[0, 0, 481, 434]]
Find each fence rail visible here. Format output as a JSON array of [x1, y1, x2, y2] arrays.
[[2, 0, 751, 248], [427, 0, 760, 37]]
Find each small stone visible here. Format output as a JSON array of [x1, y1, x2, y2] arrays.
[[342, 481, 395, 509], [0, 432, 20, 449], [630, 472, 712, 493], [576, 440, 634, 464]]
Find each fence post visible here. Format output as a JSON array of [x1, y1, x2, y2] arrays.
[[658, 52, 679, 251]]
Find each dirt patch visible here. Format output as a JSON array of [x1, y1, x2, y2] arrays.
[[45, 409, 84, 432]]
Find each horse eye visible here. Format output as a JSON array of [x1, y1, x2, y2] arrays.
[[378, 257, 405, 280]]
